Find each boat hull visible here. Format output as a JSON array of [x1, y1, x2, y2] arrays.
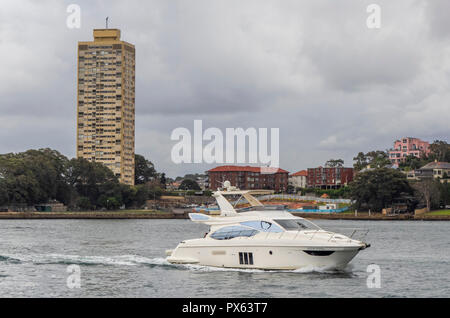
[[167, 243, 361, 270]]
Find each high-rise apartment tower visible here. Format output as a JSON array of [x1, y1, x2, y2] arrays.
[[77, 29, 135, 185]]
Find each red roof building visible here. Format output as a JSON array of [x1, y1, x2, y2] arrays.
[[290, 170, 308, 177], [289, 170, 308, 189], [307, 166, 354, 189], [207, 165, 289, 192]]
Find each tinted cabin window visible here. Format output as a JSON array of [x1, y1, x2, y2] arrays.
[[211, 226, 258, 240]]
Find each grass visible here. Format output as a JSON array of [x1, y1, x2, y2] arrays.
[[340, 210, 356, 215], [426, 209, 450, 216], [338, 209, 450, 217]]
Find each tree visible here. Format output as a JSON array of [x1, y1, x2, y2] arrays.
[[350, 168, 413, 212], [0, 149, 71, 205], [400, 154, 425, 171], [438, 182, 450, 207], [325, 159, 344, 167], [286, 184, 295, 194], [179, 179, 201, 191], [0, 148, 169, 211], [145, 179, 163, 201], [66, 158, 119, 209], [2, 171, 40, 205], [429, 140, 450, 162], [313, 186, 351, 199], [353, 152, 368, 171], [135, 154, 157, 185], [76, 196, 93, 211], [97, 196, 121, 210], [160, 173, 167, 189], [412, 179, 440, 212], [0, 180, 8, 206], [133, 184, 150, 207], [353, 150, 391, 171]]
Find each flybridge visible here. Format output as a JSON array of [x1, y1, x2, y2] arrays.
[[211, 181, 274, 216]]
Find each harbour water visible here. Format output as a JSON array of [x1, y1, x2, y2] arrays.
[[0, 219, 449, 297]]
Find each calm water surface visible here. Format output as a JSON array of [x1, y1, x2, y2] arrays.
[[0, 219, 449, 297]]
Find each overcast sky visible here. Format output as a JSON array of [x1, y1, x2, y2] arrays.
[[0, 0, 449, 178]]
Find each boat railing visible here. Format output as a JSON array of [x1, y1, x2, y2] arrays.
[[263, 229, 331, 241], [250, 228, 369, 241], [306, 229, 333, 241], [328, 232, 336, 242], [348, 228, 370, 240], [327, 228, 370, 242], [262, 231, 287, 240]]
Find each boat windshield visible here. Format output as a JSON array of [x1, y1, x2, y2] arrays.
[[274, 219, 321, 231], [210, 226, 258, 240]]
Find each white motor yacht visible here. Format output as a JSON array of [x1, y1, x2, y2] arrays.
[[166, 182, 370, 270]]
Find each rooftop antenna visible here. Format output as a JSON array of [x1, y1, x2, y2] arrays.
[[106, 17, 109, 29]]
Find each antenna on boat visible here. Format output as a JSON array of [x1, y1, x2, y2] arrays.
[[219, 180, 238, 192]]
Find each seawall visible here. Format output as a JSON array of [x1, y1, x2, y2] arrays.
[[0, 211, 189, 220]]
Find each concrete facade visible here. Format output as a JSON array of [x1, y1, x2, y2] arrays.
[[289, 170, 308, 189], [77, 29, 135, 185]]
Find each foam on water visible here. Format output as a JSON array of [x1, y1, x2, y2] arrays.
[[167, 260, 352, 274], [1, 253, 351, 274], [0, 255, 22, 264], [0, 253, 161, 266]]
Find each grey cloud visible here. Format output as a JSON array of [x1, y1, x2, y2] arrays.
[[0, 0, 449, 178], [425, 0, 450, 40], [298, 1, 425, 91]]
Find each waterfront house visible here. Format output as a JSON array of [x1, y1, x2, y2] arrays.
[[289, 170, 308, 189], [388, 137, 431, 164], [207, 165, 289, 192], [414, 161, 450, 181], [307, 166, 354, 189]]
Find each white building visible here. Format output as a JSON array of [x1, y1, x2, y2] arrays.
[[289, 170, 308, 189], [415, 161, 450, 181]]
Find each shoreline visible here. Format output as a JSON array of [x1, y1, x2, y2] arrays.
[[0, 211, 188, 220], [0, 211, 449, 221]]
